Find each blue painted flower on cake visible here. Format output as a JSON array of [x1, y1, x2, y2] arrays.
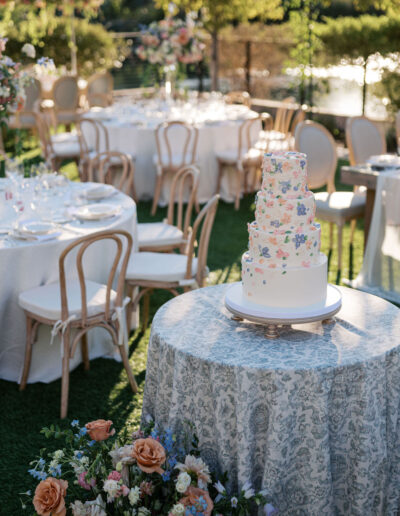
[[297, 203, 306, 216], [270, 220, 280, 228], [280, 181, 291, 194], [258, 245, 271, 258], [293, 234, 307, 249]]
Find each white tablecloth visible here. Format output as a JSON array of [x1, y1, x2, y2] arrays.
[[85, 102, 259, 204], [0, 181, 137, 383], [351, 169, 400, 303]]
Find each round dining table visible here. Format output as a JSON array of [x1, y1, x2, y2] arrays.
[[84, 99, 259, 205], [142, 283, 400, 515], [0, 180, 137, 384]]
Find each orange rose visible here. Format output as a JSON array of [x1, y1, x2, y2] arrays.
[[33, 477, 68, 516], [85, 419, 115, 441], [179, 486, 213, 516], [131, 437, 166, 474]]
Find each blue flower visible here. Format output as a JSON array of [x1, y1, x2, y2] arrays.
[[162, 470, 171, 482], [37, 57, 54, 68], [259, 245, 271, 258], [280, 181, 291, 193], [75, 451, 83, 459], [293, 234, 306, 249], [88, 440, 96, 447], [49, 465, 62, 478], [270, 220, 280, 228], [169, 454, 177, 468], [71, 419, 80, 428], [297, 203, 306, 216], [38, 458, 45, 467], [300, 159, 306, 168], [78, 427, 87, 437]]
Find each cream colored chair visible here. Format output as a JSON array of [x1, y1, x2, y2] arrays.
[[152, 121, 199, 215], [35, 112, 81, 170], [295, 120, 366, 282], [52, 76, 81, 127], [215, 113, 272, 210], [261, 97, 296, 151], [138, 165, 199, 252], [224, 91, 251, 108], [86, 72, 113, 108], [87, 150, 136, 199], [18, 230, 138, 419], [125, 195, 219, 327], [9, 78, 42, 130], [77, 117, 110, 181], [346, 116, 386, 166]]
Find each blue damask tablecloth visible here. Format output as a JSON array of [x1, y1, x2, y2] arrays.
[[142, 284, 400, 515]]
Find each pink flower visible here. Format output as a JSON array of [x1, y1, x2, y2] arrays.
[[78, 472, 96, 491], [140, 481, 154, 496], [276, 249, 289, 259], [121, 485, 130, 496], [108, 471, 122, 482], [255, 267, 264, 274], [286, 203, 294, 211], [302, 261, 311, 267]]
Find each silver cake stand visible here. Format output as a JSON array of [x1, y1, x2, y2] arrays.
[[225, 282, 342, 338]]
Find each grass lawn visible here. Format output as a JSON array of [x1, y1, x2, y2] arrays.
[[0, 159, 365, 513]]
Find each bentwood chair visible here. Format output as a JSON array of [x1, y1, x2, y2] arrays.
[[346, 116, 386, 166], [138, 165, 200, 252], [215, 113, 272, 210], [152, 121, 199, 215], [52, 76, 81, 127], [87, 151, 136, 199], [224, 91, 252, 108], [35, 112, 81, 170], [265, 97, 296, 151], [9, 78, 42, 130], [86, 72, 114, 108], [295, 120, 365, 282], [18, 230, 138, 418], [125, 194, 219, 328], [77, 117, 110, 181]]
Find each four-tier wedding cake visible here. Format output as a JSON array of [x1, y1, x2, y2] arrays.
[[241, 151, 328, 309]]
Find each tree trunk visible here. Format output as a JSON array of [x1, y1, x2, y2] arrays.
[[362, 59, 368, 115], [211, 30, 219, 91], [70, 13, 77, 75], [245, 40, 251, 94]]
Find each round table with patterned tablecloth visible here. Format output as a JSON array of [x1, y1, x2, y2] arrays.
[[142, 283, 400, 516]]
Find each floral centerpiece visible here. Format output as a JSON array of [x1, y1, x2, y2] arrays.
[[22, 418, 277, 515]]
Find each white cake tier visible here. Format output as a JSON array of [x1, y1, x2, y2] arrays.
[[248, 221, 321, 267], [262, 151, 308, 193], [241, 252, 328, 308], [255, 190, 315, 231]]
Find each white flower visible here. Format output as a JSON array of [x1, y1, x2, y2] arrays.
[[137, 508, 151, 516], [49, 459, 59, 469], [231, 497, 238, 508], [71, 495, 106, 516], [54, 450, 64, 460], [175, 455, 211, 487], [103, 479, 120, 502], [176, 471, 191, 493], [21, 43, 35, 58], [109, 445, 135, 467], [128, 486, 140, 506], [169, 503, 185, 515], [242, 481, 255, 499], [214, 480, 225, 494]]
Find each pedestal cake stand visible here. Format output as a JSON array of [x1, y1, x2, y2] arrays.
[[225, 282, 342, 338]]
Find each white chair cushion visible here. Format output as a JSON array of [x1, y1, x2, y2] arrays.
[[138, 222, 184, 248], [18, 279, 117, 321], [53, 141, 81, 158], [51, 132, 79, 144], [126, 252, 197, 282], [315, 191, 366, 223], [153, 153, 191, 168], [88, 151, 136, 162], [216, 147, 262, 164]]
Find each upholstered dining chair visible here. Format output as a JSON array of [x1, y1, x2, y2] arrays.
[[295, 120, 366, 282], [9, 78, 42, 130], [261, 97, 296, 152], [152, 120, 199, 215], [35, 112, 81, 170], [138, 165, 200, 253], [215, 113, 272, 210], [86, 72, 114, 108], [346, 116, 386, 166], [52, 76, 81, 127], [18, 230, 138, 419], [125, 194, 219, 328], [77, 117, 110, 181], [224, 91, 252, 108], [87, 151, 136, 199]]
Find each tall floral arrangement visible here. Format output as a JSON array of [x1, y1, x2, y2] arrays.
[[136, 17, 205, 67], [21, 418, 276, 515]]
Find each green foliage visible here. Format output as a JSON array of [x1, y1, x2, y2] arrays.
[[373, 67, 400, 116], [3, 17, 129, 77]]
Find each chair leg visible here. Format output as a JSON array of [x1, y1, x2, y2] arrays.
[[142, 291, 150, 329], [60, 332, 71, 419], [151, 174, 163, 215], [235, 168, 243, 211], [118, 342, 138, 393], [81, 332, 90, 371], [125, 283, 134, 332], [215, 160, 223, 196], [19, 315, 34, 391], [336, 224, 343, 285]]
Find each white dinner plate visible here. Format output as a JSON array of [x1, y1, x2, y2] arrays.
[[19, 220, 57, 236], [74, 203, 120, 221], [367, 154, 400, 168], [84, 184, 116, 201]]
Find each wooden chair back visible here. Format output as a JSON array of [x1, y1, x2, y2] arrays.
[[78, 117, 110, 157], [52, 76, 79, 111], [225, 91, 251, 108], [274, 97, 295, 133], [58, 230, 132, 326], [346, 116, 386, 166], [295, 120, 337, 193], [86, 72, 113, 107], [34, 112, 54, 162], [185, 194, 219, 287], [166, 165, 200, 241], [237, 113, 271, 160], [23, 78, 42, 112], [290, 109, 306, 135], [155, 121, 198, 170], [87, 151, 134, 196]]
